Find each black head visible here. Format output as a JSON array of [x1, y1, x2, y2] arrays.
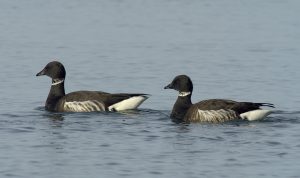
[[36, 61, 66, 79], [164, 75, 193, 92]]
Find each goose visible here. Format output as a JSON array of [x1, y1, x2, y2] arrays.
[[36, 61, 149, 112], [164, 75, 274, 123]]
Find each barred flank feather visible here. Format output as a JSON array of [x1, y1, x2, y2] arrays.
[[186, 109, 240, 123], [63, 100, 105, 112]]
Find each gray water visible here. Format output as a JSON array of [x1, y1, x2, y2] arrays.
[[1, 0, 300, 177]]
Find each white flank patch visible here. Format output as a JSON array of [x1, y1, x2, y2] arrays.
[[64, 100, 105, 112], [108, 96, 148, 111], [240, 109, 272, 121]]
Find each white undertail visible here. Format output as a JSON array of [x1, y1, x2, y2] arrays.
[[240, 109, 272, 121], [108, 96, 148, 111]]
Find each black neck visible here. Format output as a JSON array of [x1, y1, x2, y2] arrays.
[[45, 80, 65, 111], [170, 94, 192, 123]]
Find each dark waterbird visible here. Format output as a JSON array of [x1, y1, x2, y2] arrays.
[[36, 61, 149, 112], [164, 75, 274, 123]]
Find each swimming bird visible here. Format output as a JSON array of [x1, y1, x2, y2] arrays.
[[164, 75, 274, 123], [36, 61, 149, 112]]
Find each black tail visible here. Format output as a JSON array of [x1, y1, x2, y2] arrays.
[[256, 103, 275, 108]]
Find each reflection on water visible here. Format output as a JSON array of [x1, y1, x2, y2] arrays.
[[1, 108, 300, 177], [43, 113, 64, 121]]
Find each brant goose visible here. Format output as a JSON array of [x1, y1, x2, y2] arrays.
[[164, 75, 274, 123], [36, 61, 149, 112]]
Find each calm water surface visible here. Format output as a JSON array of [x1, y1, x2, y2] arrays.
[[0, 0, 300, 177]]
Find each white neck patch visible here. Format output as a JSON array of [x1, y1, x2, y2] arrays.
[[52, 79, 64, 86], [178, 92, 191, 97]]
